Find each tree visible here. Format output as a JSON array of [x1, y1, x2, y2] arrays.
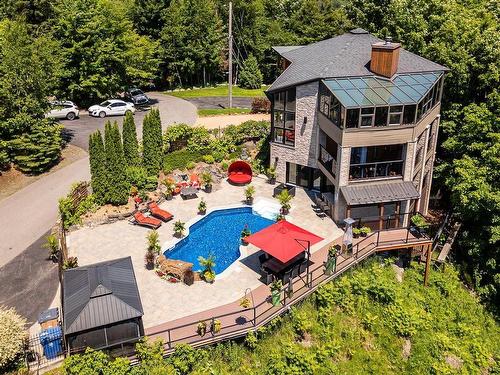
[[122, 111, 140, 166], [63, 348, 130, 375], [131, 0, 171, 39], [104, 121, 129, 205], [238, 54, 263, 89], [160, 0, 225, 87], [88, 130, 107, 204], [52, 0, 159, 105], [142, 108, 163, 176], [0, 307, 27, 371]]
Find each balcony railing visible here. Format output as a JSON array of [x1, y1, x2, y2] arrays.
[[349, 160, 403, 180], [318, 145, 337, 177]]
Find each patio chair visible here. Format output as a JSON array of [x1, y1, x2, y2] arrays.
[[262, 270, 274, 285], [148, 202, 174, 222], [282, 270, 291, 284], [131, 212, 162, 229], [299, 259, 308, 274], [258, 253, 268, 265], [291, 266, 299, 280]]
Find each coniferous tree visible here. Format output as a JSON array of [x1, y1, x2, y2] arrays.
[[104, 121, 129, 205], [88, 130, 107, 204], [142, 108, 163, 176], [239, 54, 263, 89], [122, 111, 140, 166]]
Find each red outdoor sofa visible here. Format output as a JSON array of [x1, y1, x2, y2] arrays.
[[227, 160, 252, 185]]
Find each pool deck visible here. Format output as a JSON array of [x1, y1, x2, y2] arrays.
[[67, 176, 343, 329]]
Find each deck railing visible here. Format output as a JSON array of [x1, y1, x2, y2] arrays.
[[142, 224, 434, 357]]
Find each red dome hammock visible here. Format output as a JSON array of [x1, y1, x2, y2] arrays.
[[227, 160, 252, 185]]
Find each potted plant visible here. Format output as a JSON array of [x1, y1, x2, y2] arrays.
[[197, 321, 207, 336], [163, 178, 175, 200], [325, 244, 341, 275], [211, 319, 222, 334], [198, 199, 207, 215], [173, 220, 186, 238], [201, 171, 213, 193], [147, 230, 161, 255], [198, 253, 216, 283], [241, 225, 251, 245], [43, 234, 59, 262], [270, 280, 283, 306], [144, 250, 155, 270], [267, 167, 277, 184], [63, 256, 78, 270], [277, 189, 292, 215], [130, 186, 139, 197], [275, 213, 286, 221], [245, 185, 255, 205], [360, 226, 372, 237], [240, 296, 252, 308], [352, 227, 361, 239]]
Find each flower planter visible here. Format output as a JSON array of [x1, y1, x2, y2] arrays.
[[360, 232, 367, 238], [166, 193, 173, 201], [241, 237, 249, 246], [281, 207, 289, 215], [268, 177, 276, 185], [199, 209, 206, 215], [353, 232, 360, 239], [246, 197, 254, 205], [205, 184, 212, 193], [271, 291, 281, 306]]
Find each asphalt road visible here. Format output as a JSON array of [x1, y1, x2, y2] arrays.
[[62, 92, 197, 151], [186, 96, 253, 110], [0, 93, 196, 321]]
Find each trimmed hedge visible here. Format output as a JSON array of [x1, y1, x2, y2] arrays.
[[163, 149, 202, 172]]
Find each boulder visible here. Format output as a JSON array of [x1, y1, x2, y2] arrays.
[[157, 255, 193, 279]]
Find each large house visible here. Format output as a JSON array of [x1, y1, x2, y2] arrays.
[[266, 28, 448, 228]]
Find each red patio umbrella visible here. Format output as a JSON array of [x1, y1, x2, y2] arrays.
[[245, 220, 324, 263]]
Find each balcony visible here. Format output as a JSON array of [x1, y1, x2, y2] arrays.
[[349, 160, 403, 180], [318, 145, 337, 178]]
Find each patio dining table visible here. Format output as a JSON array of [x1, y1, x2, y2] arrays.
[[180, 186, 198, 199], [262, 251, 305, 275]]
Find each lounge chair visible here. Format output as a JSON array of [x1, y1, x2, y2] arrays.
[[148, 202, 174, 222], [132, 212, 162, 229], [189, 174, 200, 189]]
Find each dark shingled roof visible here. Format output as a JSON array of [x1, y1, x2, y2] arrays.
[[340, 181, 420, 205], [63, 257, 143, 335], [268, 28, 448, 93]]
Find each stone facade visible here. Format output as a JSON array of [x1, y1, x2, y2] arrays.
[[271, 82, 320, 182]]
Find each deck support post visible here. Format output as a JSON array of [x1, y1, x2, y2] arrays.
[[378, 203, 384, 230], [423, 243, 432, 286]]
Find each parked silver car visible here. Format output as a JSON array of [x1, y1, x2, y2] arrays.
[[88, 99, 136, 118], [45, 101, 79, 120], [124, 88, 149, 106]]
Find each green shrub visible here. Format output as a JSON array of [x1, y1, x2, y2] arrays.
[[202, 154, 215, 164], [104, 121, 130, 205], [142, 108, 163, 176], [244, 331, 258, 350], [126, 166, 157, 191], [163, 149, 202, 171], [163, 123, 192, 152], [0, 307, 27, 371], [0, 140, 9, 170], [186, 127, 211, 153], [63, 348, 130, 374], [238, 55, 263, 89], [186, 161, 196, 170], [59, 192, 96, 229]]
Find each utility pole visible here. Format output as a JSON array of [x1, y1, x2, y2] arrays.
[[228, 1, 233, 111]]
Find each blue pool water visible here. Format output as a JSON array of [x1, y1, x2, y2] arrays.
[[164, 207, 274, 274]]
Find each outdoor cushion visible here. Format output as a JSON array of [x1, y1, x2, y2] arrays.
[[228, 173, 252, 185], [148, 203, 174, 222], [133, 212, 162, 228]]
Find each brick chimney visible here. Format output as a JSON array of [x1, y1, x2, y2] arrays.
[[370, 37, 400, 78]]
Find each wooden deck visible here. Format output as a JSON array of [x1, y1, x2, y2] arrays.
[[144, 227, 433, 354]]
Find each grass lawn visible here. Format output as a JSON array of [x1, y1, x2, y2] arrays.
[[198, 107, 252, 117], [167, 84, 268, 98]]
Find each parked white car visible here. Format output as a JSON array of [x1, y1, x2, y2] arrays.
[[45, 101, 79, 120], [88, 99, 136, 118]]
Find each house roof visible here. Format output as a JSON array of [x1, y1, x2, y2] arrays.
[[63, 257, 143, 335], [340, 181, 420, 205], [267, 28, 448, 93]]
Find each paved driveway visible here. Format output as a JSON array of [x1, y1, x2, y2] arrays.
[[62, 92, 197, 151], [186, 96, 253, 110], [0, 93, 196, 320]]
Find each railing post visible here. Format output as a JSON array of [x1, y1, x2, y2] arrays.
[[377, 230, 380, 246], [253, 306, 256, 327], [167, 329, 172, 350], [406, 227, 410, 243]]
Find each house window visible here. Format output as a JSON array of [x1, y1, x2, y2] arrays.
[[389, 106, 403, 125], [319, 83, 342, 127], [375, 107, 388, 127], [272, 88, 296, 146], [349, 144, 405, 180], [416, 77, 443, 122], [402, 105, 416, 125], [360, 107, 375, 127], [346, 108, 360, 128]]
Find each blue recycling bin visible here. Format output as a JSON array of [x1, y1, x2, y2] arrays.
[[39, 326, 63, 359]]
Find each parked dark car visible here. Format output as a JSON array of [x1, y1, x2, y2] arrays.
[[125, 88, 149, 106]]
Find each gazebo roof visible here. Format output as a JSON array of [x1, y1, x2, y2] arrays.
[[245, 220, 324, 263]]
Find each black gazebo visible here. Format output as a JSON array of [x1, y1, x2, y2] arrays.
[[62, 257, 144, 354]]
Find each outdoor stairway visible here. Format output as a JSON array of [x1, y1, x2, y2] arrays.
[[252, 198, 281, 220]]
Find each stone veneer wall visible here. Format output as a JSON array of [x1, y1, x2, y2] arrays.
[[271, 82, 320, 182]]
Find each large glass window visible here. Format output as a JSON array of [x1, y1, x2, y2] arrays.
[[389, 106, 403, 125], [319, 83, 343, 127], [416, 78, 442, 122], [272, 88, 296, 146], [346, 108, 360, 128], [403, 105, 416, 125], [375, 107, 388, 127], [318, 131, 338, 177], [349, 144, 405, 180]]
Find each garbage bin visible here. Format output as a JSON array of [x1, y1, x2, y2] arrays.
[[38, 308, 59, 324], [39, 326, 63, 360]]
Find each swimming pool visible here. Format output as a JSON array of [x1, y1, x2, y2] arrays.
[[164, 207, 274, 274]]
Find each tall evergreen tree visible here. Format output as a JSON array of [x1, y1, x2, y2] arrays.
[[88, 130, 107, 204], [142, 108, 163, 176], [104, 121, 129, 205], [239, 54, 263, 89], [122, 111, 140, 166]]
